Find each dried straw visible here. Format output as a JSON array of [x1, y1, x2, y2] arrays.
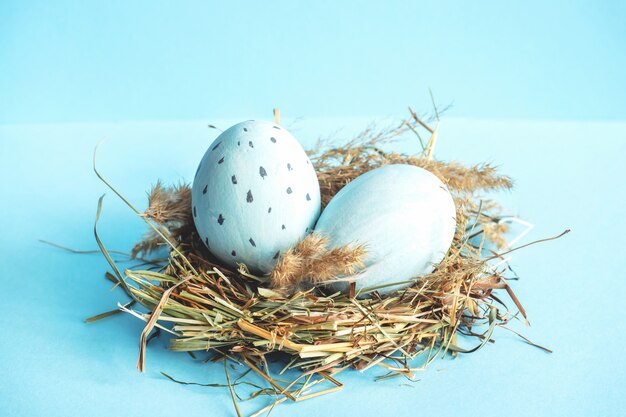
[[90, 112, 563, 415]]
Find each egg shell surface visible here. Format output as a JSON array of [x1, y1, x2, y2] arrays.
[[314, 164, 456, 295], [192, 120, 321, 274]]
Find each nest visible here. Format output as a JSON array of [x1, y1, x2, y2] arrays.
[[92, 112, 562, 416]]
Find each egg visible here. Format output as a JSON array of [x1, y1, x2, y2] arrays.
[[314, 164, 456, 295], [192, 120, 321, 275]]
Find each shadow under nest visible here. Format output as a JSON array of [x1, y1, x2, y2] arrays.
[[93, 115, 553, 413]]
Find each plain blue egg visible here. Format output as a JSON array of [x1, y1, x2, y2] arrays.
[[315, 164, 456, 295]]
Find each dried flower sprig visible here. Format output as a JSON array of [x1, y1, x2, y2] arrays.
[[270, 233, 367, 290], [131, 181, 194, 258]]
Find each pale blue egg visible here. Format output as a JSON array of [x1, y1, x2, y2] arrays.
[[314, 164, 456, 295], [192, 120, 321, 275]]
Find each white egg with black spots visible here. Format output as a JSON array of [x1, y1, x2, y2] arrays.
[[314, 164, 456, 295], [192, 120, 321, 275]]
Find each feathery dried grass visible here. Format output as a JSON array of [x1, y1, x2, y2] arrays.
[[270, 233, 367, 290], [131, 181, 194, 258], [313, 138, 512, 208]]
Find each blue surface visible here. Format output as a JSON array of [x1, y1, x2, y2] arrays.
[[1, 1, 626, 123], [2, 1, 626, 416], [0, 117, 625, 417]]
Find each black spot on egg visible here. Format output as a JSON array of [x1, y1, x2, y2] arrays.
[[203, 185, 208, 194], [286, 187, 292, 194], [268, 206, 272, 213], [218, 157, 225, 164], [212, 142, 222, 151], [270, 137, 276, 143], [259, 166, 267, 179], [249, 141, 254, 148], [217, 214, 224, 225], [232, 175, 237, 184], [231, 250, 237, 256], [273, 126, 280, 130], [249, 238, 256, 247], [193, 206, 197, 217], [237, 141, 240, 146], [273, 251, 280, 260], [306, 193, 311, 201], [246, 190, 253, 202], [243, 127, 248, 132], [287, 163, 292, 171], [281, 224, 286, 230]]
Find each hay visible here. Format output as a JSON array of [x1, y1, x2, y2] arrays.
[[91, 112, 563, 415]]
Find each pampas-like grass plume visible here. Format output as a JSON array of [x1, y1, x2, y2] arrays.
[[270, 233, 367, 290], [131, 181, 193, 258]]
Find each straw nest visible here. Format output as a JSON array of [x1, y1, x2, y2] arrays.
[[92, 111, 562, 415]]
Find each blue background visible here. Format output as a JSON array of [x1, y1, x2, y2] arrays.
[[1, 2, 625, 417]]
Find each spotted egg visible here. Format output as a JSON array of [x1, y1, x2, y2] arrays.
[[192, 120, 321, 275], [314, 164, 456, 295]]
